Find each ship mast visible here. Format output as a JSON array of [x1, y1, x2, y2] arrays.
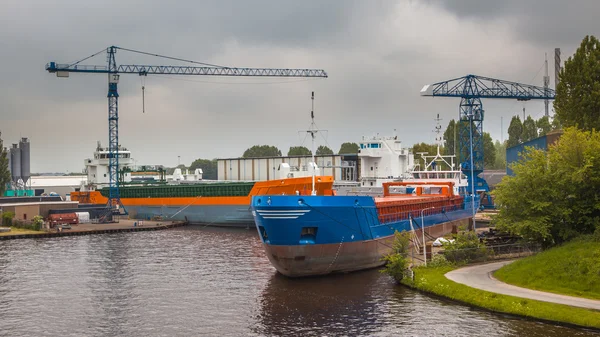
[[308, 91, 317, 195]]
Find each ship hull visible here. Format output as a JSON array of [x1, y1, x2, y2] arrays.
[[126, 204, 253, 227], [262, 218, 470, 277], [70, 176, 335, 228], [252, 194, 478, 277]]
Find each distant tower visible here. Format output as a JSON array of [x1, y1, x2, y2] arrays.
[[544, 53, 550, 117], [10, 144, 21, 186], [19, 138, 30, 187], [554, 48, 561, 90]]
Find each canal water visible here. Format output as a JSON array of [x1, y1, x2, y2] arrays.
[[0, 226, 598, 337]]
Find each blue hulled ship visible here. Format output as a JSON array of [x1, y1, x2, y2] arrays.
[[251, 179, 479, 277]]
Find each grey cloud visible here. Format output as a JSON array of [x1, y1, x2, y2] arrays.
[[0, 0, 589, 172], [428, 0, 600, 48]]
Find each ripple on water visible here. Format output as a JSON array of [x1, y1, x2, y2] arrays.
[[0, 226, 598, 337]]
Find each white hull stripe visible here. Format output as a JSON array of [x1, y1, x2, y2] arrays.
[[256, 210, 310, 213]]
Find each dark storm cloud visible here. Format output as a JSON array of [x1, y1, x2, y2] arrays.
[[428, 0, 600, 48], [0, 0, 591, 172]]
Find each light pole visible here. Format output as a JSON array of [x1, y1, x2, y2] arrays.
[[420, 206, 435, 266], [468, 113, 476, 232]]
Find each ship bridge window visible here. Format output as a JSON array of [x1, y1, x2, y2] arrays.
[[360, 144, 365, 149]]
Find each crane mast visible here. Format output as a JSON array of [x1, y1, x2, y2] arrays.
[[421, 74, 555, 209], [47, 46, 328, 217]]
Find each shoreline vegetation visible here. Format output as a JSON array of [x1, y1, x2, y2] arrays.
[[381, 228, 600, 330], [401, 264, 600, 330], [494, 237, 600, 301]]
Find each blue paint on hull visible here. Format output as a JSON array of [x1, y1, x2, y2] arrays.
[[251, 194, 479, 276], [252, 195, 478, 245], [127, 205, 253, 227]]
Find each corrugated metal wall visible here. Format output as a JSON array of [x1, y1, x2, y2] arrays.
[[217, 155, 348, 181]]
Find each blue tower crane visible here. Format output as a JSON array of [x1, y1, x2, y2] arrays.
[[46, 46, 328, 216], [420, 74, 555, 208]]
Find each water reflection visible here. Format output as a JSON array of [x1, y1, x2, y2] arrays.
[[0, 228, 598, 337], [256, 270, 384, 336]]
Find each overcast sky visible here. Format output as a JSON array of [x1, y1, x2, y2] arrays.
[[1, 0, 597, 173]]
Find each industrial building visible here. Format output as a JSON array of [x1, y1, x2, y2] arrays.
[[217, 154, 358, 182], [0, 200, 78, 221], [506, 130, 563, 176]]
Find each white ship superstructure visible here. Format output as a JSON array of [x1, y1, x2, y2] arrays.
[[358, 133, 414, 187], [84, 141, 134, 188]]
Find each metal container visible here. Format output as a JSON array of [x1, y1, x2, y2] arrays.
[[19, 138, 30, 184], [10, 144, 21, 183]]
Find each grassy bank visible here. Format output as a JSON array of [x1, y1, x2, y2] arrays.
[[494, 238, 600, 300], [402, 265, 600, 330], [0, 227, 44, 236]]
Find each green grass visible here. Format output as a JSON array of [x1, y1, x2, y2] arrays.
[[402, 265, 600, 330], [494, 238, 600, 300], [0, 227, 44, 236]]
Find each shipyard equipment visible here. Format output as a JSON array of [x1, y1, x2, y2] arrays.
[[421, 74, 555, 208], [46, 46, 328, 214]]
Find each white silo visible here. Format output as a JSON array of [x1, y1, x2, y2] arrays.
[[19, 138, 30, 185], [10, 144, 21, 184], [6, 147, 11, 179]]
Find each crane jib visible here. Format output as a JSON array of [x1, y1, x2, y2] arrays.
[[45, 46, 328, 215]]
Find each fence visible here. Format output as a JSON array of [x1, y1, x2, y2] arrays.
[[441, 242, 541, 263]]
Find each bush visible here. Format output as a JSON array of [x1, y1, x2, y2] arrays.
[[594, 226, 600, 242], [32, 216, 44, 231], [427, 254, 452, 268], [442, 230, 491, 263], [381, 231, 412, 282], [1, 211, 14, 227]]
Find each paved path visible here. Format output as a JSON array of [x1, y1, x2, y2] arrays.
[[445, 260, 600, 310]]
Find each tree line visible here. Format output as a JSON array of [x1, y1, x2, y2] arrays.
[[494, 35, 600, 246]]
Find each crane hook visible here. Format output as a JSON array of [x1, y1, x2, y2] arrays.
[[140, 75, 146, 113]]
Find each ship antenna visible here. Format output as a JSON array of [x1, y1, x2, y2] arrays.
[[309, 91, 316, 195], [434, 113, 443, 156]]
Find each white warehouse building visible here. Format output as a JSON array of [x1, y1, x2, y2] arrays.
[[216, 155, 358, 182]]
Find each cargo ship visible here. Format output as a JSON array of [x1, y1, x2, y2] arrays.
[[251, 139, 480, 277], [70, 142, 335, 227]]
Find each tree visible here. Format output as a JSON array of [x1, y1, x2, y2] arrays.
[[521, 116, 538, 142], [443, 119, 457, 155], [287, 146, 311, 156], [0, 132, 10, 196], [493, 127, 600, 246], [189, 158, 218, 180], [381, 231, 411, 283], [338, 142, 359, 154], [536, 116, 552, 137], [555, 35, 600, 131], [242, 145, 281, 158], [412, 143, 443, 169], [506, 116, 523, 148], [166, 164, 186, 175], [483, 132, 496, 169], [493, 140, 506, 170], [315, 145, 333, 155]]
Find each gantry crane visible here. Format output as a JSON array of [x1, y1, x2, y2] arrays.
[[46, 46, 328, 215], [420, 74, 555, 207]]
